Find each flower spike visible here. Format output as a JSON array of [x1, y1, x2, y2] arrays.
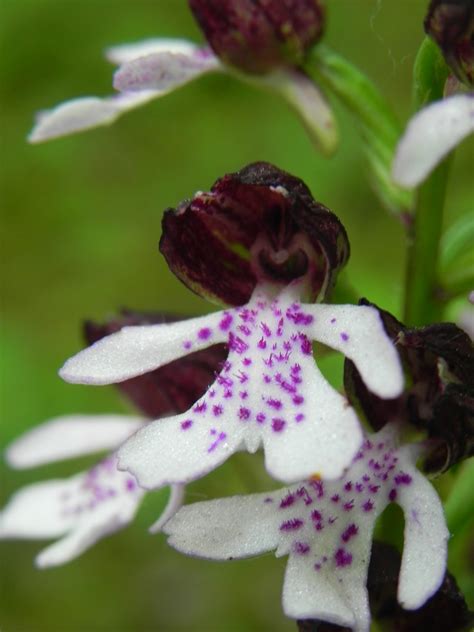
[[164, 426, 449, 632]]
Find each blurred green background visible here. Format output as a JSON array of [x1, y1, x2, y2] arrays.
[[1, 1, 472, 630]]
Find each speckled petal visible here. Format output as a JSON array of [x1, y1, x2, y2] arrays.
[[164, 492, 281, 559], [392, 94, 474, 188], [113, 49, 220, 93], [6, 415, 144, 469], [117, 410, 244, 489], [307, 303, 404, 398], [60, 312, 226, 385], [105, 38, 199, 65], [28, 92, 158, 143]]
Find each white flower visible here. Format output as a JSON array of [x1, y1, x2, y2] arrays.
[[28, 38, 337, 154], [60, 283, 403, 488], [392, 93, 474, 188], [164, 425, 449, 632], [0, 414, 184, 568]]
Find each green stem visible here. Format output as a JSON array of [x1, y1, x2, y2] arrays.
[[403, 38, 451, 326]]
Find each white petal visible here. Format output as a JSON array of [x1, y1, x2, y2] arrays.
[[164, 492, 281, 559], [0, 478, 81, 539], [262, 69, 338, 156], [396, 459, 449, 609], [262, 367, 363, 481], [113, 49, 220, 93], [60, 312, 226, 385], [148, 483, 185, 534], [307, 303, 404, 398], [282, 554, 355, 628], [6, 414, 144, 469], [106, 38, 199, 65], [392, 94, 474, 188], [118, 411, 243, 489], [28, 92, 159, 143]]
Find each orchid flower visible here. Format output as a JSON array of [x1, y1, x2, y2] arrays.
[[164, 424, 449, 632], [59, 163, 403, 489], [0, 414, 184, 568], [392, 0, 474, 188], [0, 311, 225, 567], [28, 2, 337, 154]]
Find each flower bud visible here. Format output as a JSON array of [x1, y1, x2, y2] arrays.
[[188, 0, 325, 74], [424, 0, 474, 86], [160, 162, 349, 305], [84, 311, 227, 417]]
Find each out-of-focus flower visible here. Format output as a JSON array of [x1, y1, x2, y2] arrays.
[[424, 0, 474, 86], [59, 163, 403, 488], [344, 300, 474, 473], [392, 1, 474, 188], [392, 93, 474, 187], [0, 415, 186, 567], [188, 0, 325, 74], [28, 4, 337, 154], [0, 312, 224, 567], [164, 425, 449, 632]]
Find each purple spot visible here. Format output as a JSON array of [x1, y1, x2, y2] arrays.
[[198, 327, 212, 340], [181, 419, 193, 430], [343, 500, 354, 511], [224, 389, 233, 399], [125, 479, 136, 492], [328, 516, 337, 525], [217, 375, 233, 387], [280, 518, 304, 532], [296, 487, 313, 505], [389, 489, 397, 502], [334, 548, 353, 568], [344, 482, 353, 492], [300, 336, 312, 355], [280, 493, 295, 508], [295, 413, 305, 423], [229, 333, 248, 354], [340, 332, 349, 342], [394, 472, 412, 486], [183, 340, 192, 350], [238, 407, 251, 421], [193, 401, 207, 413], [330, 318, 337, 324], [261, 323, 272, 337], [272, 418, 286, 433], [243, 357, 252, 366], [208, 431, 227, 453], [310, 480, 324, 498], [219, 313, 233, 331], [239, 391, 248, 400], [314, 563, 322, 571], [294, 542, 311, 555], [263, 374, 272, 383], [369, 485, 380, 494], [291, 363, 301, 374], [258, 338, 267, 350], [264, 497, 274, 503], [355, 483, 364, 493], [256, 412, 266, 424], [267, 398, 282, 410], [311, 509, 322, 522], [239, 325, 251, 336], [237, 371, 248, 384], [292, 395, 304, 405], [341, 523, 358, 542], [212, 405, 223, 416], [362, 500, 374, 512]]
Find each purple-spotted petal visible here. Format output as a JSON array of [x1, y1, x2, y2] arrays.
[[0, 454, 144, 568], [28, 93, 158, 143], [6, 415, 144, 469], [113, 48, 220, 93], [60, 312, 226, 385], [392, 94, 474, 188], [262, 69, 338, 155], [164, 492, 281, 559], [117, 410, 244, 489], [105, 38, 199, 65], [148, 483, 185, 534], [307, 303, 404, 399], [84, 311, 227, 417]]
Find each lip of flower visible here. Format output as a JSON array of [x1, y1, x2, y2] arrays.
[[0, 414, 185, 568], [28, 37, 338, 155], [163, 425, 449, 632], [160, 162, 350, 306], [392, 92, 474, 188], [59, 281, 404, 489]]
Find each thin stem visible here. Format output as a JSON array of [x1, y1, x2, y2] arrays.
[[403, 38, 450, 326]]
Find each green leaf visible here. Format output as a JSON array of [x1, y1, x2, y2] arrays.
[[304, 45, 413, 215], [445, 459, 474, 534], [441, 213, 474, 271]]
